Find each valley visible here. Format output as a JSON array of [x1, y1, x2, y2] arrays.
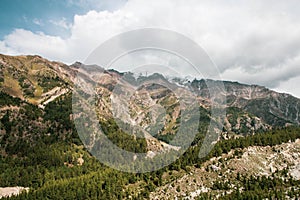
[[0, 54, 299, 199]]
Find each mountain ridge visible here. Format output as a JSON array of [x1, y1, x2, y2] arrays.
[[1, 54, 299, 133], [1, 54, 300, 199]]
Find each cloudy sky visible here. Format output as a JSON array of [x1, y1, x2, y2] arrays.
[[0, 0, 300, 97]]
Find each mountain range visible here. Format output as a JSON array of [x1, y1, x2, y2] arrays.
[[0, 54, 300, 199]]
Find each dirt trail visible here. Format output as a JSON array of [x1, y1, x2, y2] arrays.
[[38, 87, 69, 109]]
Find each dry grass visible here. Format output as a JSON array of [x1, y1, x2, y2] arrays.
[[2, 72, 23, 98]]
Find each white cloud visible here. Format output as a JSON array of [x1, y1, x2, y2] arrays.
[[221, 54, 300, 88], [0, 41, 16, 55], [0, 0, 300, 96], [1, 29, 67, 60], [275, 76, 300, 98]]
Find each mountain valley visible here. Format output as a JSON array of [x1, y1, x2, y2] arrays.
[[0, 54, 300, 199]]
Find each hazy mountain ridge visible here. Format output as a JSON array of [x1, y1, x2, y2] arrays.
[[190, 79, 300, 127]]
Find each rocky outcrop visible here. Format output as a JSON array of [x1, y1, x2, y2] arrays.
[[0, 187, 29, 199], [150, 139, 300, 199]]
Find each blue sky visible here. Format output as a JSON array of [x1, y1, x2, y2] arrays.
[[0, 0, 127, 39]]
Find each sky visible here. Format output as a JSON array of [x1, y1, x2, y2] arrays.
[[0, 0, 300, 98]]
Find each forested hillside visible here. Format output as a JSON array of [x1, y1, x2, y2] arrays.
[[0, 54, 300, 199]]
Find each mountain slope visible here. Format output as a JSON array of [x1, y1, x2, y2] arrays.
[[151, 138, 300, 199], [0, 54, 73, 107], [0, 54, 300, 199], [1, 54, 300, 153], [190, 79, 300, 126]]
